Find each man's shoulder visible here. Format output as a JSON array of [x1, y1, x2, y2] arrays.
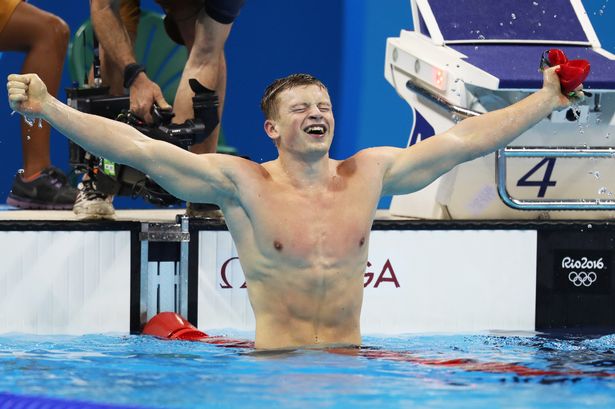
[[347, 146, 403, 163], [233, 157, 274, 181]]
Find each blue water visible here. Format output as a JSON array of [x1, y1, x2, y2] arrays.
[[1, 332, 615, 408]]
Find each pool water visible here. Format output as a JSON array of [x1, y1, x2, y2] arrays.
[[1, 332, 615, 408]]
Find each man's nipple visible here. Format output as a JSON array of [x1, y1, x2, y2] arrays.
[[274, 240, 283, 251]]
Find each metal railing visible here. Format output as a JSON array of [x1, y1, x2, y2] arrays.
[[496, 147, 615, 210]]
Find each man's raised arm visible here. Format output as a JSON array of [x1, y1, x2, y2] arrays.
[[381, 66, 580, 196], [6, 73, 236, 204]]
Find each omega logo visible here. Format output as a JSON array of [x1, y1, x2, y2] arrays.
[[218, 257, 401, 289], [219, 257, 246, 289], [364, 259, 400, 288]]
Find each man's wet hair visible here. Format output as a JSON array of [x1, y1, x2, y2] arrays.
[[260, 73, 328, 119]]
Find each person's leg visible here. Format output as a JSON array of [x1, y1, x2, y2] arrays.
[[0, 2, 76, 210], [76, 0, 141, 219], [162, 1, 233, 154], [89, 0, 140, 93], [0, 1, 69, 178]]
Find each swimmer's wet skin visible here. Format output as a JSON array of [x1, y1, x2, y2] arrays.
[[7, 68, 580, 350]]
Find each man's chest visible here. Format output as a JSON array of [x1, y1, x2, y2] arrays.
[[247, 186, 377, 262]]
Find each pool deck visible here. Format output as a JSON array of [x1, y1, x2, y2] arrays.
[[0, 207, 410, 223]]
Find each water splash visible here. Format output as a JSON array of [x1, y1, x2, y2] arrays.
[[598, 187, 613, 196], [23, 115, 34, 127], [589, 170, 601, 179]]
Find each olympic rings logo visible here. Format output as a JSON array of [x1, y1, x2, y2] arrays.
[[568, 271, 597, 287]]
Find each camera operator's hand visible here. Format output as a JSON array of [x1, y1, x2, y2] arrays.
[[6, 73, 49, 116], [130, 73, 171, 124]]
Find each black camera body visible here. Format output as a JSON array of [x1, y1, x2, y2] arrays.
[[66, 79, 219, 207]]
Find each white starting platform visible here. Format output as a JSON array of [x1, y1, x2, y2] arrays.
[[385, 0, 615, 220]]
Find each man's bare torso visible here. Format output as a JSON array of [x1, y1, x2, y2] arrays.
[[219, 153, 384, 349]]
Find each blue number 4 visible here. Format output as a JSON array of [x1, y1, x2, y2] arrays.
[[516, 158, 557, 198]]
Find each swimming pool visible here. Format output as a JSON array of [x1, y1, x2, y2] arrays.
[[1, 332, 615, 409]]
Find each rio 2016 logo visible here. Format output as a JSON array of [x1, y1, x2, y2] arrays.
[[560, 256, 604, 288], [218, 258, 400, 289], [561, 257, 604, 270]]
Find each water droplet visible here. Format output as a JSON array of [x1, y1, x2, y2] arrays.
[[589, 170, 601, 179], [538, 22, 542, 27], [542, 9, 546, 14], [554, 14, 558, 18], [37, 118, 43, 128], [533, 1, 539, 5], [10, 110, 16, 116], [599, 187, 610, 195], [474, 46, 479, 50], [511, 13, 517, 19], [478, 34, 485, 40], [499, 22, 504, 26], [599, 9, 604, 15], [23, 115, 34, 127]]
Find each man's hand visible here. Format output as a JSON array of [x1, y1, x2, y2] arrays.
[[130, 73, 171, 123], [6, 73, 49, 117], [542, 66, 585, 110]]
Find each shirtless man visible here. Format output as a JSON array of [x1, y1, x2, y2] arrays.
[[7, 70, 578, 349]]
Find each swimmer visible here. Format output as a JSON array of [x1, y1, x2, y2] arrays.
[[6, 68, 581, 350]]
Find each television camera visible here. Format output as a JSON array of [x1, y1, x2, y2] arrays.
[[66, 78, 219, 207]]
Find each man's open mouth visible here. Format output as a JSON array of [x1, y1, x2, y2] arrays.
[[303, 125, 327, 135]]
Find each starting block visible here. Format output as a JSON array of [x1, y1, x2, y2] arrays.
[[385, 0, 615, 219]]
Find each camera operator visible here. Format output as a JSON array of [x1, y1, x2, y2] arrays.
[[77, 0, 244, 219]]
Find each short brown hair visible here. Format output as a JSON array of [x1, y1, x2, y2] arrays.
[[260, 73, 328, 119]]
